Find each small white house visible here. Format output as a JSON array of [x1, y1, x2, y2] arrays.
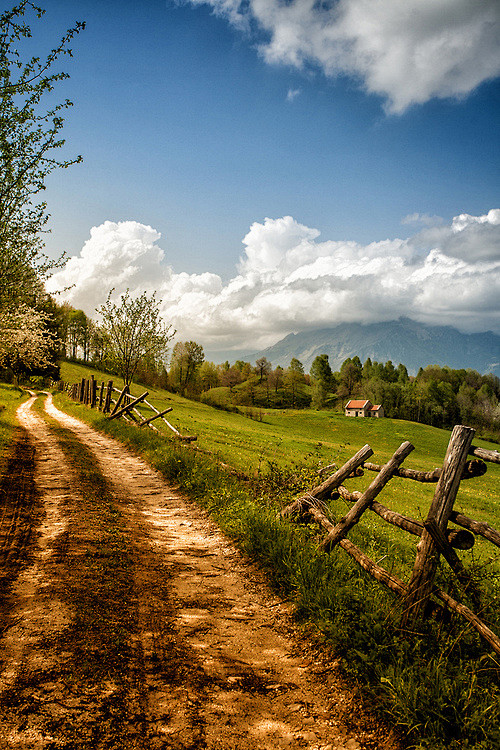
[[345, 399, 384, 418]]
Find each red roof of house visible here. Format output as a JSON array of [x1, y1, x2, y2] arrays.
[[371, 404, 382, 410], [345, 400, 371, 409]]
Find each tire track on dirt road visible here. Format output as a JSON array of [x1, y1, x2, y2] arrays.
[[0, 393, 398, 750], [0, 395, 72, 690]]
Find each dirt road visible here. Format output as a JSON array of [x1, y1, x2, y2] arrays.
[[0, 393, 398, 750]]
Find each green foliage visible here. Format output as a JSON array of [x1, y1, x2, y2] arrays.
[[97, 289, 174, 386], [0, 1, 84, 311], [169, 340, 204, 395], [0, 3, 84, 385], [338, 357, 500, 440], [310, 354, 335, 408]]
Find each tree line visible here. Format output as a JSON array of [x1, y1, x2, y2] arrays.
[[47, 303, 500, 441]]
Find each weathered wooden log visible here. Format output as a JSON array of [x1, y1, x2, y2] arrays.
[[110, 385, 129, 417], [318, 462, 337, 476], [336, 485, 475, 549], [281, 444, 374, 519], [79, 377, 85, 401], [142, 397, 165, 413], [340, 537, 407, 596], [128, 404, 157, 429], [139, 407, 173, 427], [362, 459, 486, 482], [108, 391, 148, 421], [469, 445, 500, 465], [98, 380, 105, 410], [424, 518, 477, 594], [297, 498, 407, 596], [402, 425, 475, 624], [103, 380, 113, 414], [363, 461, 441, 482], [310, 444, 374, 502], [286, 492, 500, 655], [320, 441, 415, 551], [449, 511, 500, 549], [432, 588, 500, 657], [90, 376, 97, 408], [442, 528, 476, 550]]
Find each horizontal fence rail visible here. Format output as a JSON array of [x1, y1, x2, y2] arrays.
[[281, 425, 500, 656], [61, 376, 197, 442]]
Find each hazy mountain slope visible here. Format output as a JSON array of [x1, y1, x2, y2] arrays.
[[253, 318, 500, 375]]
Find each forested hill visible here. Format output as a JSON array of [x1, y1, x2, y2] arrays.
[[254, 318, 500, 375]]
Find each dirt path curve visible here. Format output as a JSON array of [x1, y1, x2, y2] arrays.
[[0, 394, 398, 750]]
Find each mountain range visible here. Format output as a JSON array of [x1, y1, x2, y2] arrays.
[[237, 318, 500, 376]]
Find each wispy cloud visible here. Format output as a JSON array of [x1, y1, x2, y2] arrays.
[[46, 209, 500, 350], [184, 0, 500, 112], [286, 87, 301, 102], [401, 213, 443, 227]]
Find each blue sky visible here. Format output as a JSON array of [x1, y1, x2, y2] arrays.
[[38, 0, 500, 351]]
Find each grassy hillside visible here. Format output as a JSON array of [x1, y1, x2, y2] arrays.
[[59, 361, 500, 533], [49, 365, 500, 747]]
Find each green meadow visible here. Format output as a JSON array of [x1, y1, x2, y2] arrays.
[[59, 360, 500, 540]]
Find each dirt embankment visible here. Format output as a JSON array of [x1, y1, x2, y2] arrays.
[[0, 393, 400, 750]]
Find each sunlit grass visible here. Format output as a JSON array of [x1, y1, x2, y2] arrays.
[[0, 383, 28, 472]]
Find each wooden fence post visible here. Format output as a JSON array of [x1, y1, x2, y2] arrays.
[[98, 381, 105, 410], [319, 441, 414, 551], [79, 377, 85, 402], [103, 380, 113, 413], [108, 391, 148, 421], [110, 384, 129, 417], [402, 425, 475, 624]]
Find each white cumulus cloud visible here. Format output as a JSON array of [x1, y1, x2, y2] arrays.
[[47, 209, 500, 350], [185, 0, 500, 112]]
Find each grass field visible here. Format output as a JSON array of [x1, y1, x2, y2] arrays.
[[0, 383, 27, 474], [59, 362, 500, 562]]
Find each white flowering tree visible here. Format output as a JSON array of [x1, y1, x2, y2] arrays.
[[0, 304, 57, 384]]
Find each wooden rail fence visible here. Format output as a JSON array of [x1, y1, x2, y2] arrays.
[[282, 425, 500, 655], [62, 376, 197, 442]]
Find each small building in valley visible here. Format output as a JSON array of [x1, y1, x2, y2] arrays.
[[345, 399, 384, 418]]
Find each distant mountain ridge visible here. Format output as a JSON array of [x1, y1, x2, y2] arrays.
[[252, 318, 500, 375]]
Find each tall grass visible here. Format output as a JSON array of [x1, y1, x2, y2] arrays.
[[0, 383, 27, 471], [52, 390, 500, 749]]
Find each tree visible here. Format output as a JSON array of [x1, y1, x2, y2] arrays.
[[285, 358, 305, 408], [97, 290, 174, 386], [310, 354, 335, 408], [255, 356, 272, 383], [170, 340, 205, 395], [199, 360, 219, 391], [339, 356, 362, 396], [65, 308, 90, 359], [219, 365, 243, 391], [269, 365, 284, 395], [0, 2, 84, 312], [0, 303, 57, 383]]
